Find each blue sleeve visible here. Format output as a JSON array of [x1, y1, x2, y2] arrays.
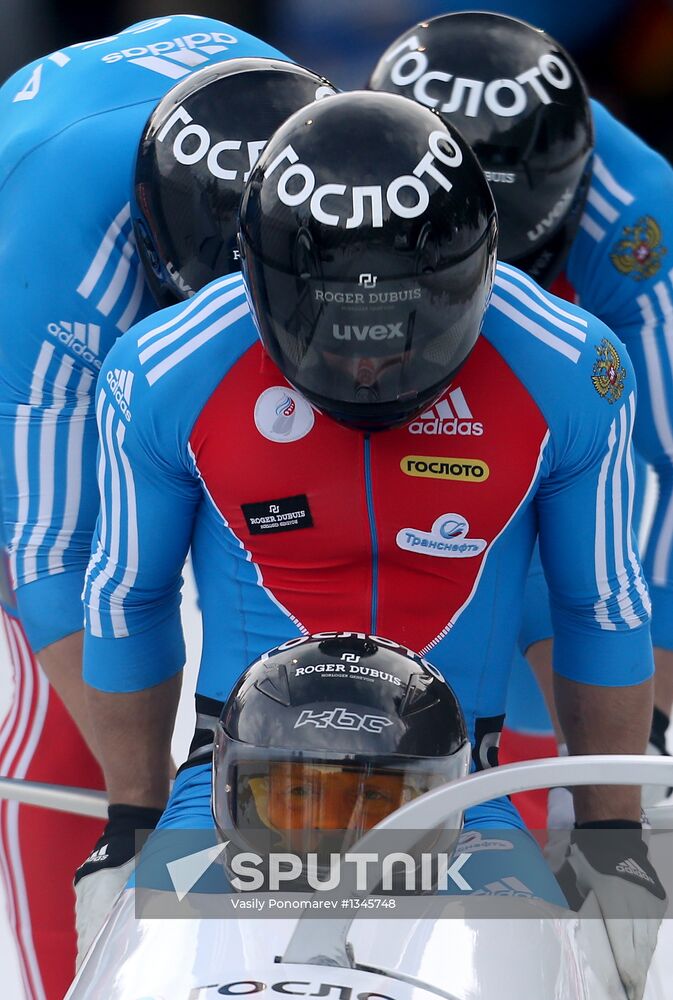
[[82, 316, 200, 693], [0, 78, 160, 651], [535, 330, 653, 685], [487, 263, 653, 687], [569, 101, 673, 339], [0, 14, 289, 122], [570, 102, 673, 652], [82, 274, 254, 692]]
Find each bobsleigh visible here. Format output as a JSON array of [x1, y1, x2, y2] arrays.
[[58, 755, 673, 1000]]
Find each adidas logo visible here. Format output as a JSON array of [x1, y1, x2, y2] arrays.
[[85, 843, 109, 866], [615, 857, 654, 884], [47, 321, 102, 369], [408, 388, 483, 436], [106, 368, 133, 422], [101, 31, 237, 79], [474, 876, 533, 897]]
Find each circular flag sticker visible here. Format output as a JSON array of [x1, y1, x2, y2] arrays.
[[254, 386, 315, 443]]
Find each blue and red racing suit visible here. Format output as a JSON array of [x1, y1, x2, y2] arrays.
[[82, 264, 652, 902]]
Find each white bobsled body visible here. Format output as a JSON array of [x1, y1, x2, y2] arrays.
[[66, 889, 620, 1000], [65, 757, 673, 1000]]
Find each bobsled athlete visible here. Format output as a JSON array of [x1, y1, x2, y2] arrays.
[[71, 634, 665, 1000], [80, 90, 660, 998], [0, 15, 335, 993], [368, 9, 673, 819]]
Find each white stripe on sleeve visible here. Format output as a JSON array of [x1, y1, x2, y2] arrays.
[[116, 260, 146, 333], [493, 275, 587, 342], [108, 419, 138, 638], [96, 234, 135, 316], [594, 416, 618, 630], [145, 301, 250, 384], [587, 186, 619, 223], [85, 398, 118, 637], [139, 282, 246, 364], [490, 294, 581, 362], [137, 273, 243, 347], [9, 343, 55, 585], [593, 156, 635, 206], [579, 214, 606, 242], [48, 368, 95, 573], [625, 392, 652, 615], [77, 204, 131, 299], [22, 357, 76, 583], [496, 263, 588, 326]]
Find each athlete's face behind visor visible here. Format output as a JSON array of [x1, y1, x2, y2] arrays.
[[243, 762, 441, 855], [226, 757, 455, 857], [267, 763, 406, 834]]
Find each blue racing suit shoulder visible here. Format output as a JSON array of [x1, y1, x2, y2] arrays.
[[83, 274, 257, 691], [567, 99, 673, 329], [0, 14, 290, 650], [486, 260, 633, 474], [97, 273, 257, 465], [0, 13, 287, 173]]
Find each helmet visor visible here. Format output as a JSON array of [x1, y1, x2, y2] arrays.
[[243, 241, 494, 426], [251, 763, 427, 839], [213, 735, 471, 857]]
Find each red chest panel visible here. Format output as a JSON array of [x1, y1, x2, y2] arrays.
[[189, 339, 549, 653]]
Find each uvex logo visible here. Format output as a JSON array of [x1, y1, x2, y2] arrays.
[[527, 189, 573, 243], [332, 322, 403, 341]]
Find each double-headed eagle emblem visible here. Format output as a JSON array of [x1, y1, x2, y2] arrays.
[[610, 215, 666, 281], [592, 338, 626, 404]]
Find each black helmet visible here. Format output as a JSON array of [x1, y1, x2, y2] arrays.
[[212, 632, 470, 885], [239, 90, 497, 431], [369, 12, 594, 288], [133, 57, 336, 308]]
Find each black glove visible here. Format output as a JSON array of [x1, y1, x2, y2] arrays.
[[74, 804, 162, 967]]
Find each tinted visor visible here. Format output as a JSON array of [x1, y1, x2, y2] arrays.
[[213, 737, 471, 857], [245, 762, 431, 854], [244, 244, 494, 428]]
